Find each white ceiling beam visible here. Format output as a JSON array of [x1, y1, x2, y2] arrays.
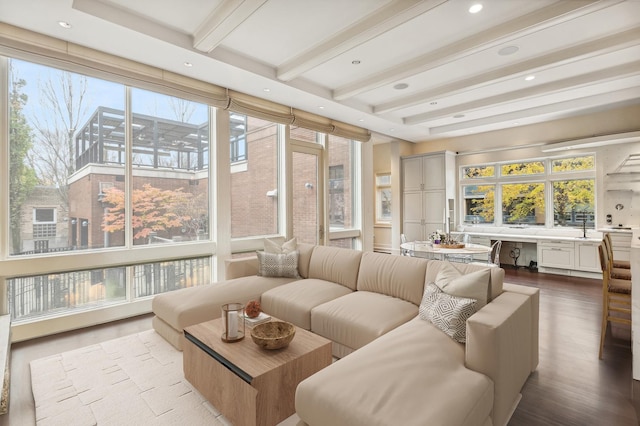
[[193, 0, 268, 53], [428, 87, 640, 135], [374, 26, 640, 114], [404, 61, 640, 125], [333, 0, 623, 101], [276, 0, 447, 82]]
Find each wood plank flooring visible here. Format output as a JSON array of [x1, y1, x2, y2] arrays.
[[0, 268, 635, 425]]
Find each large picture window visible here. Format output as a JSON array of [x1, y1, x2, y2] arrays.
[[461, 155, 595, 228]]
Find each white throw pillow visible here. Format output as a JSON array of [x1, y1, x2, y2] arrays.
[[419, 283, 479, 343], [264, 237, 297, 254], [434, 261, 490, 309], [256, 250, 300, 278]]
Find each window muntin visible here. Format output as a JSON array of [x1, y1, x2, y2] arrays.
[[461, 155, 594, 228], [230, 113, 247, 163]]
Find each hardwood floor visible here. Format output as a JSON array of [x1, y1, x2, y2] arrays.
[[0, 268, 635, 425]]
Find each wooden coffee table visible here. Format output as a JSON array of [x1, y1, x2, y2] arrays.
[[183, 318, 332, 426]]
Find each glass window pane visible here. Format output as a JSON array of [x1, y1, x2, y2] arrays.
[[133, 257, 211, 298], [553, 179, 595, 227], [8, 267, 126, 322], [230, 117, 279, 238], [377, 188, 392, 223], [552, 155, 595, 172], [128, 89, 209, 245], [463, 185, 495, 224], [9, 59, 125, 255], [328, 237, 355, 249], [462, 165, 495, 179], [502, 183, 545, 225], [328, 136, 355, 230], [290, 125, 321, 143], [501, 161, 544, 176]]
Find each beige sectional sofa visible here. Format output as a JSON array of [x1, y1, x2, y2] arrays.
[[152, 243, 538, 426]]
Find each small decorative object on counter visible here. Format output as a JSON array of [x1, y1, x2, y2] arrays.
[[221, 302, 245, 343], [245, 300, 262, 318]]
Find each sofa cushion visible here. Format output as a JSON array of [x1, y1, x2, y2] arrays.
[[356, 251, 427, 305], [419, 283, 479, 343], [296, 317, 494, 426], [264, 237, 297, 253], [256, 250, 300, 278], [308, 245, 362, 290], [435, 261, 490, 309], [426, 260, 504, 302], [261, 279, 352, 330], [310, 291, 417, 351], [152, 275, 297, 332]]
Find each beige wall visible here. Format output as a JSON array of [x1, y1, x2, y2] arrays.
[[373, 104, 640, 250]]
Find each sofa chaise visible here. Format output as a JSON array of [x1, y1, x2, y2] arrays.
[[152, 243, 539, 426]]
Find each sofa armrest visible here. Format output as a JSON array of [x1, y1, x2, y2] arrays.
[[465, 292, 533, 426], [224, 256, 259, 279], [502, 283, 539, 371]]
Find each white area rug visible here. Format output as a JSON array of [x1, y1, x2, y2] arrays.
[[30, 330, 226, 426]]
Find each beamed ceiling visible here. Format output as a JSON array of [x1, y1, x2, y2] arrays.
[[1, 0, 640, 143]]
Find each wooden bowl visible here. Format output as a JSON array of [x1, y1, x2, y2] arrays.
[[250, 321, 296, 350]]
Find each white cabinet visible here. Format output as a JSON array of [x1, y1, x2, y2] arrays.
[[538, 240, 575, 270], [575, 241, 600, 273], [402, 152, 455, 242]]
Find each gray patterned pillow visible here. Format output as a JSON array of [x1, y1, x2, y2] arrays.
[[256, 250, 300, 278], [419, 282, 478, 343]]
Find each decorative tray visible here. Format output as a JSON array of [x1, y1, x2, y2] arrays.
[[439, 243, 465, 249]]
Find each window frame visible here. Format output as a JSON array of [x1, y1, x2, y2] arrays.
[[460, 154, 596, 228], [375, 172, 392, 226]]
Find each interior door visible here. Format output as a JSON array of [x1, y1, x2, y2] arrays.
[[291, 146, 324, 245]]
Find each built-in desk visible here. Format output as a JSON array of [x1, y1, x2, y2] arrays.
[[454, 229, 602, 277]]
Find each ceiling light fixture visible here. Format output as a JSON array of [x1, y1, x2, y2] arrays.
[[58, 21, 72, 29], [469, 3, 483, 14], [393, 83, 409, 90], [263, 88, 271, 92], [525, 75, 536, 81], [498, 46, 519, 56], [183, 61, 193, 67], [352, 60, 361, 65], [430, 101, 438, 105], [358, 118, 365, 122], [318, 106, 325, 110]]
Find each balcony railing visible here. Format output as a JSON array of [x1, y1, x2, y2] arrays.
[[8, 257, 210, 322]]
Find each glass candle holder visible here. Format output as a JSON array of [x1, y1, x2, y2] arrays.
[[221, 303, 245, 342]]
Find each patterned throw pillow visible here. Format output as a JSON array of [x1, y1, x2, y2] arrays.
[[256, 250, 300, 278], [419, 282, 479, 343]]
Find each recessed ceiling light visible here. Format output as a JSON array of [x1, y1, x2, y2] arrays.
[[58, 21, 72, 29], [318, 106, 325, 110], [389, 128, 395, 132], [469, 3, 483, 14], [498, 45, 519, 56], [263, 88, 271, 92], [393, 83, 409, 90], [453, 114, 465, 119], [352, 60, 361, 65], [358, 118, 365, 122], [525, 75, 536, 81], [183, 61, 193, 67]]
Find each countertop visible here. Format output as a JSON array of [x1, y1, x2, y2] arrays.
[[454, 230, 601, 243]]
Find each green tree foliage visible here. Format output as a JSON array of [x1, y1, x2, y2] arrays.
[[9, 73, 38, 253]]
